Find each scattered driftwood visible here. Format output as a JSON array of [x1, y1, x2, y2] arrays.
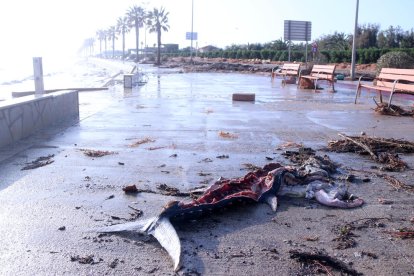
[[329, 134, 414, 154], [333, 224, 358, 249], [377, 197, 393, 205], [70, 255, 101, 265], [109, 259, 119, 269], [384, 228, 414, 239], [80, 149, 117, 157], [373, 100, 414, 117], [379, 173, 414, 193], [289, 249, 362, 276], [218, 131, 238, 139], [126, 206, 143, 220], [241, 163, 261, 171], [181, 61, 265, 73], [276, 141, 303, 150], [147, 146, 167, 151], [282, 147, 338, 174], [123, 185, 139, 194], [347, 168, 414, 194], [328, 134, 414, 171], [21, 154, 54, 170], [298, 77, 317, 90], [333, 218, 388, 250], [156, 184, 207, 198], [282, 147, 315, 164], [156, 183, 186, 196], [128, 137, 155, 147]]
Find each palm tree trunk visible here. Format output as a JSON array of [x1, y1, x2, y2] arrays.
[[104, 39, 107, 58], [122, 32, 125, 60], [157, 28, 161, 65], [135, 21, 139, 62], [112, 35, 115, 58]]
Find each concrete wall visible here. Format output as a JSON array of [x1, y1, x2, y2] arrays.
[[0, 91, 79, 148]]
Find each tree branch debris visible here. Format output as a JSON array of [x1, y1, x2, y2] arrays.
[[328, 134, 414, 171]]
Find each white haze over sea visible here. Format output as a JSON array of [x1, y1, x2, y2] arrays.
[[0, 53, 82, 100], [0, 53, 136, 101]]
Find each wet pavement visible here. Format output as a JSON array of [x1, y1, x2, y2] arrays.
[[0, 61, 413, 275]]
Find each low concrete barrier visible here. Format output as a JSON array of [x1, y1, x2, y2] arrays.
[[232, 93, 256, 101], [0, 91, 79, 148]]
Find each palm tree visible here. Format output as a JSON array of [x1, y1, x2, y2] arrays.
[[96, 29, 106, 57], [146, 7, 170, 65], [108, 26, 117, 58], [80, 37, 95, 57], [318, 32, 351, 51], [104, 29, 109, 58], [127, 5, 146, 61], [117, 16, 130, 60]]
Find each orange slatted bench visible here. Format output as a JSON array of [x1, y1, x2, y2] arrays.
[[299, 64, 336, 92], [271, 63, 301, 86], [354, 68, 414, 106]]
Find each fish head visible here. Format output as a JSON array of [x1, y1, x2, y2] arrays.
[[306, 181, 364, 208]]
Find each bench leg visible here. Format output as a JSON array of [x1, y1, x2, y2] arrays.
[[314, 78, 318, 92], [354, 85, 361, 104], [331, 80, 335, 92], [354, 77, 364, 104], [379, 92, 383, 103], [388, 90, 396, 107]]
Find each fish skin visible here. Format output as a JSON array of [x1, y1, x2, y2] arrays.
[[96, 163, 363, 271], [314, 189, 364, 208]]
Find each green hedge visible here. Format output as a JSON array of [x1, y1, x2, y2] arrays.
[[176, 48, 414, 64]]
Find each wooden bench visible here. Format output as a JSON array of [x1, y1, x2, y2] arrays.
[[271, 63, 301, 86], [354, 68, 414, 106], [299, 64, 336, 92]]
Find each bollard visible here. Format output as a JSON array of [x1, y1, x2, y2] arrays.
[[124, 74, 134, 88], [33, 57, 44, 95]]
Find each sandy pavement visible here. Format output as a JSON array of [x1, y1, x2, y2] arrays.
[[0, 58, 413, 275]]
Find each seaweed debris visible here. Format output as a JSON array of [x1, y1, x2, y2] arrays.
[[282, 147, 338, 174], [333, 218, 388, 249], [290, 249, 362, 276], [80, 149, 117, 157], [328, 134, 414, 171], [21, 154, 54, 170], [373, 101, 414, 117], [384, 228, 414, 239]]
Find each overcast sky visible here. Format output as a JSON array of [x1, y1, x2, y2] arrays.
[[0, 0, 413, 60]]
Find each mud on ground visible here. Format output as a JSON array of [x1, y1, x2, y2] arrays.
[[0, 59, 413, 276]]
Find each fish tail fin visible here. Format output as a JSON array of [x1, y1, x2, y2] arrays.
[[95, 217, 156, 234], [149, 216, 181, 271], [95, 216, 182, 271]]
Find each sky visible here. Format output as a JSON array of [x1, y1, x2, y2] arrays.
[[0, 0, 413, 61]]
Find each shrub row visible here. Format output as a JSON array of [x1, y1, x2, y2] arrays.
[[169, 48, 414, 64]]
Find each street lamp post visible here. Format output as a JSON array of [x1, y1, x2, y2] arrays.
[[190, 0, 194, 63], [351, 0, 359, 80]]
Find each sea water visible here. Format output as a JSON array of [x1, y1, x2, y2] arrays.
[[0, 54, 114, 101], [1, 54, 68, 100]]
